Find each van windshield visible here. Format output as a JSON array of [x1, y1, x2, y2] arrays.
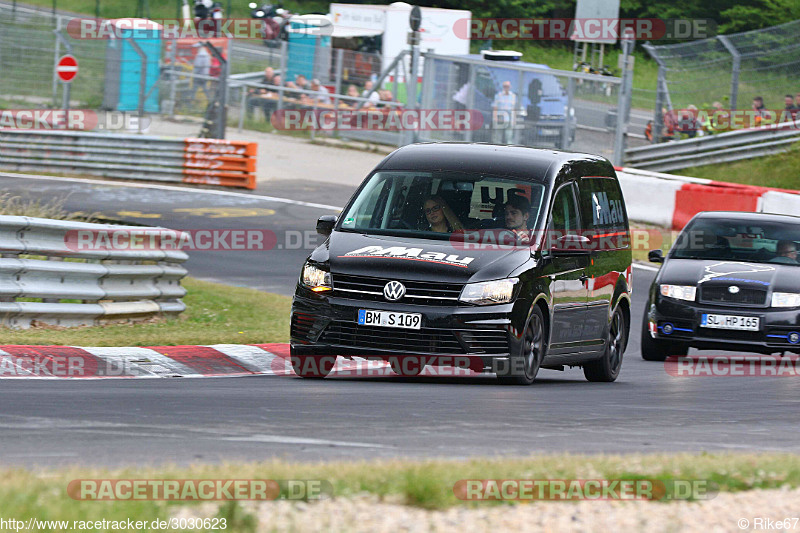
[[339, 171, 546, 239]]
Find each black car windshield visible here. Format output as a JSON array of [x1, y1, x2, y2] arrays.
[[339, 171, 546, 239], [671, 217, 800, 265]]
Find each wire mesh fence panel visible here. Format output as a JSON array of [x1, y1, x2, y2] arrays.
[[230, 42, 282, 75], [644, 18, 800, 142], [725, 20, 800, 110], [418, 55, 623, 161], [0, 10, 61, 104]]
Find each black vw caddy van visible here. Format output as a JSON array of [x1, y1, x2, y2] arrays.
[[291, 143, 632, 384]]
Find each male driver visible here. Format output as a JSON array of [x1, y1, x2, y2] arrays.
[[503, 194, 531, 245], [775, 240, 798, 263], [503, 193, 529, 228]]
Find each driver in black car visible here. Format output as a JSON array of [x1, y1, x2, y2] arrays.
[[774, 240, 799, 263], [503, 194, 531, 244]]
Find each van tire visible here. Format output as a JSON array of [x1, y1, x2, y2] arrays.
[[583, 307, 626, 382], [497, 307, 546, 385], [291, 348, 337, 378]]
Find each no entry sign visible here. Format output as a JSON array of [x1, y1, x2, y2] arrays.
[[56, 55, 78, 83]]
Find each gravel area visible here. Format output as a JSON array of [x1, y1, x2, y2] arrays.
[[239, 489, 800, 532]]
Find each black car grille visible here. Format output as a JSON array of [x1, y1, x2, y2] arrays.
[[699, 285, 767, 306], [321, 321, 465, 354], [319, 321, 511, 355], [332, 274, 464, 306]]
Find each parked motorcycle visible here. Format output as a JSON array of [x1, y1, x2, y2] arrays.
[[194, 0, 224, 37], [249, 2, 292, 46]]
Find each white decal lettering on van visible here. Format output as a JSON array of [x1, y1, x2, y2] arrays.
[[340, 246, 474, 267]]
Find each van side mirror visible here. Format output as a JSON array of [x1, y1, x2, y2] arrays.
[[316, 215, 337, 236], [648, 249, 664, 263], [551, 234, 591, 256]]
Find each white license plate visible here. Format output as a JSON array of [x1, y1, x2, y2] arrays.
[[540, 128, 561, 136], [701, 314, 760, 331], [357, 309, 421, 330]]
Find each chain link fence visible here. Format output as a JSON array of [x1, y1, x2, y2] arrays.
[[644, 19, 800, 142], [0, 1, 640, 160]]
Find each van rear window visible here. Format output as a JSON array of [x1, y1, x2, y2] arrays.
[[578, 177, 627, 233]]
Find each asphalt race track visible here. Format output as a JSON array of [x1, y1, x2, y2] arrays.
[[1, 173, 799, 467]]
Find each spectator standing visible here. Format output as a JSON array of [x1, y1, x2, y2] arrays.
[[752, 96, 767, 126], [192, 46, 211, 98], [492, 80, 517, 144]]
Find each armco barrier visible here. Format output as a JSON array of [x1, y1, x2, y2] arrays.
[[0, 216, 188, 328], [0, 130, 257, 189], [616, 167, 800, 229], [624, 117, 800, 172]]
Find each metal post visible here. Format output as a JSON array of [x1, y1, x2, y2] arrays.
[[561, 77, 574, 149], [407, 34, 420, 144], [278, 40, 287, 111], [238, 83, 247, 131], [168, 39, 178, 118], [52, 19, 62, 108], [465, 63, 476, 143], [612, 35, 635, 166], [334, 48, 344, 99], [204, 42, 228, 139], [642, 42, 667, 145], [717, 35, 740, 111]]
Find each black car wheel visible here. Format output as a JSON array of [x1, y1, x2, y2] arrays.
[[640, 313, 689, 361], [584, 307, 627, 382], [291, 348, 337, 378], [498, 307, 546, 385]]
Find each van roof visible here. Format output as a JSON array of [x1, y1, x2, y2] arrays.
[[376, 142, 609, 183]]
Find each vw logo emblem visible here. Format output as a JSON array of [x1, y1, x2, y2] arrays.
[[728, 285, 740, 294], [383, 281, 406, 301]]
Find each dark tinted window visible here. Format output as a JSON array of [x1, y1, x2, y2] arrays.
[[550, 184, 579, 234], [578, 177, 627, 233], [671, 217, 800, 265]]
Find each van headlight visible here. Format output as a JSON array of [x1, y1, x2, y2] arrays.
[[301, 262, 331, 292], [771, 292, 800, 308], [660, 284, 696, 301], [459, 278, 519, 305]]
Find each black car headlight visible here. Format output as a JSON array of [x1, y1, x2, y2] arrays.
[[459, 278, 519, 305], [660, 284, 696, 302], [771, 292, 800, 308], [301, 262, 331, 292]]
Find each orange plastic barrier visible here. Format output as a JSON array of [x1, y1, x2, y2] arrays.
[[182, 138, 257, 189]]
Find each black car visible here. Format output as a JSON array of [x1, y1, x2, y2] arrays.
[[291, 143, 632, 384], [642, 211, 800, 360]]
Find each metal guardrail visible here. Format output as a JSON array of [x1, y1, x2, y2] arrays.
[[0, 130, 257, 189], [0, 216, 188, 328], [624, 118, 800, 172]]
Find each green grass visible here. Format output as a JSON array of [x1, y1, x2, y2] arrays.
[[675, 143, 800, 190], [0, 277, 291, 345], [1, 453, 799, 520]]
